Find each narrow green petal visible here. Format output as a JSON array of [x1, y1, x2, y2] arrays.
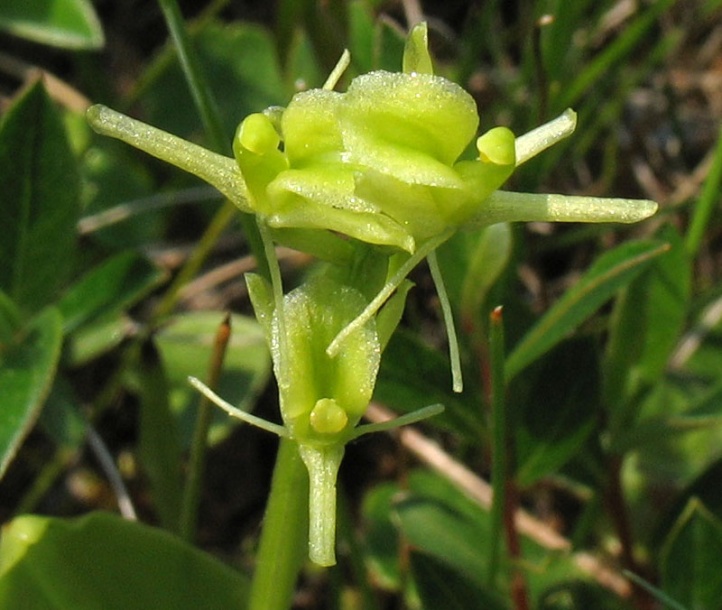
[[403, 22, 434, 75], [471, 190, 658, 226], [86, 105, 250, 211]]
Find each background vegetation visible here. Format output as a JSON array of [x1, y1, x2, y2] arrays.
[[1, 0, 722, 608]]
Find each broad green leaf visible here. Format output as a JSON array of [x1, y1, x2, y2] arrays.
[[154, 312, 271, 447], [373, 16, 406, 72], [537, 580, 630, 610], [375, 330, 480, 437], [612, 377, 722, 454], [284, 28, 324, 91], [437, 222, 513, 326], [654, 458, 722, 549], [397, 493, 489, 586], [39, 378, 87, 452], [514, 338, 599, 487], [64, 316, 130, 366], [661, 499, 722, 610], [505, 240, 668, 380], [363, 471, 492, 592], [348, 0, 375, 74], [0, 290, 21, 344], [140, 21, 286, 141], [604, 225, 690, 410], [79, 138, 160, 250], [0, 82, 81, 315], [365, 470, 617, 604], [0, 512, 249, 609], [362, 482, 402, 589], [0, 307, 62, 478], [410, 552, 507, 610], [0, 0, 104, 50], [58, 251, 167, 334], [136, 339, 183, 533]]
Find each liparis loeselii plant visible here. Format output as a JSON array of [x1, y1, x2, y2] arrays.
[[87, 22, 657, 566]]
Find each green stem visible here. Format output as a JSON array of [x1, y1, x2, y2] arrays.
[[248, 439, 309, 610], [157, 0, 271, 286], [487, 306, 507, 585], [686, 124, 722, 256], [155, 199, 238, 319], [157, 0, 227, 153]]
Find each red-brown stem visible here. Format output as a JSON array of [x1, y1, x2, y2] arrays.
[[605, 455, 654, 610], [504, 479, 530, 610]]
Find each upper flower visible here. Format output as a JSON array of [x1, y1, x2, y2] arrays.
[[233, 24, 516, 253]]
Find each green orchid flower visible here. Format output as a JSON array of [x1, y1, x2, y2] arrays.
[[232, 28, 516, 253], [86, 21, 658, 568]]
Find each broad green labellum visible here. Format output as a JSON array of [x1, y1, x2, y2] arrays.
[[260, 274, 380, 445]]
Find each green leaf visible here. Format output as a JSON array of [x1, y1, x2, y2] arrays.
[[154, 311, 271, 447], [0, 512, 249, 609], [0, 82, 81, 315], [611, 378, 722, 455], [39, 378, 87, 452], [395, 476, 490, 587], [58, 251, 167, 334], [140, 21, 286, 140], [514, 338, 599, 487], [0, 307, 63, 478], [0, 0, 104, 49], [411, 552, 507, 610], [397, 495, 489, 586], [505, 240, 668, 380], [0, 290, 21, 344], [375, 330, 480, 437], [136, 339, 183, 533], [64, 316, 130, 366], [362, 482, 403, 589], [537, 580, 631, 610], [604, 225, 690, 411], [437, 222, 513, 325], [655, 458, 722, 549], [284, 28, 324, 91], [347, 0, 375, 74], [661, 499, 722, 610]]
